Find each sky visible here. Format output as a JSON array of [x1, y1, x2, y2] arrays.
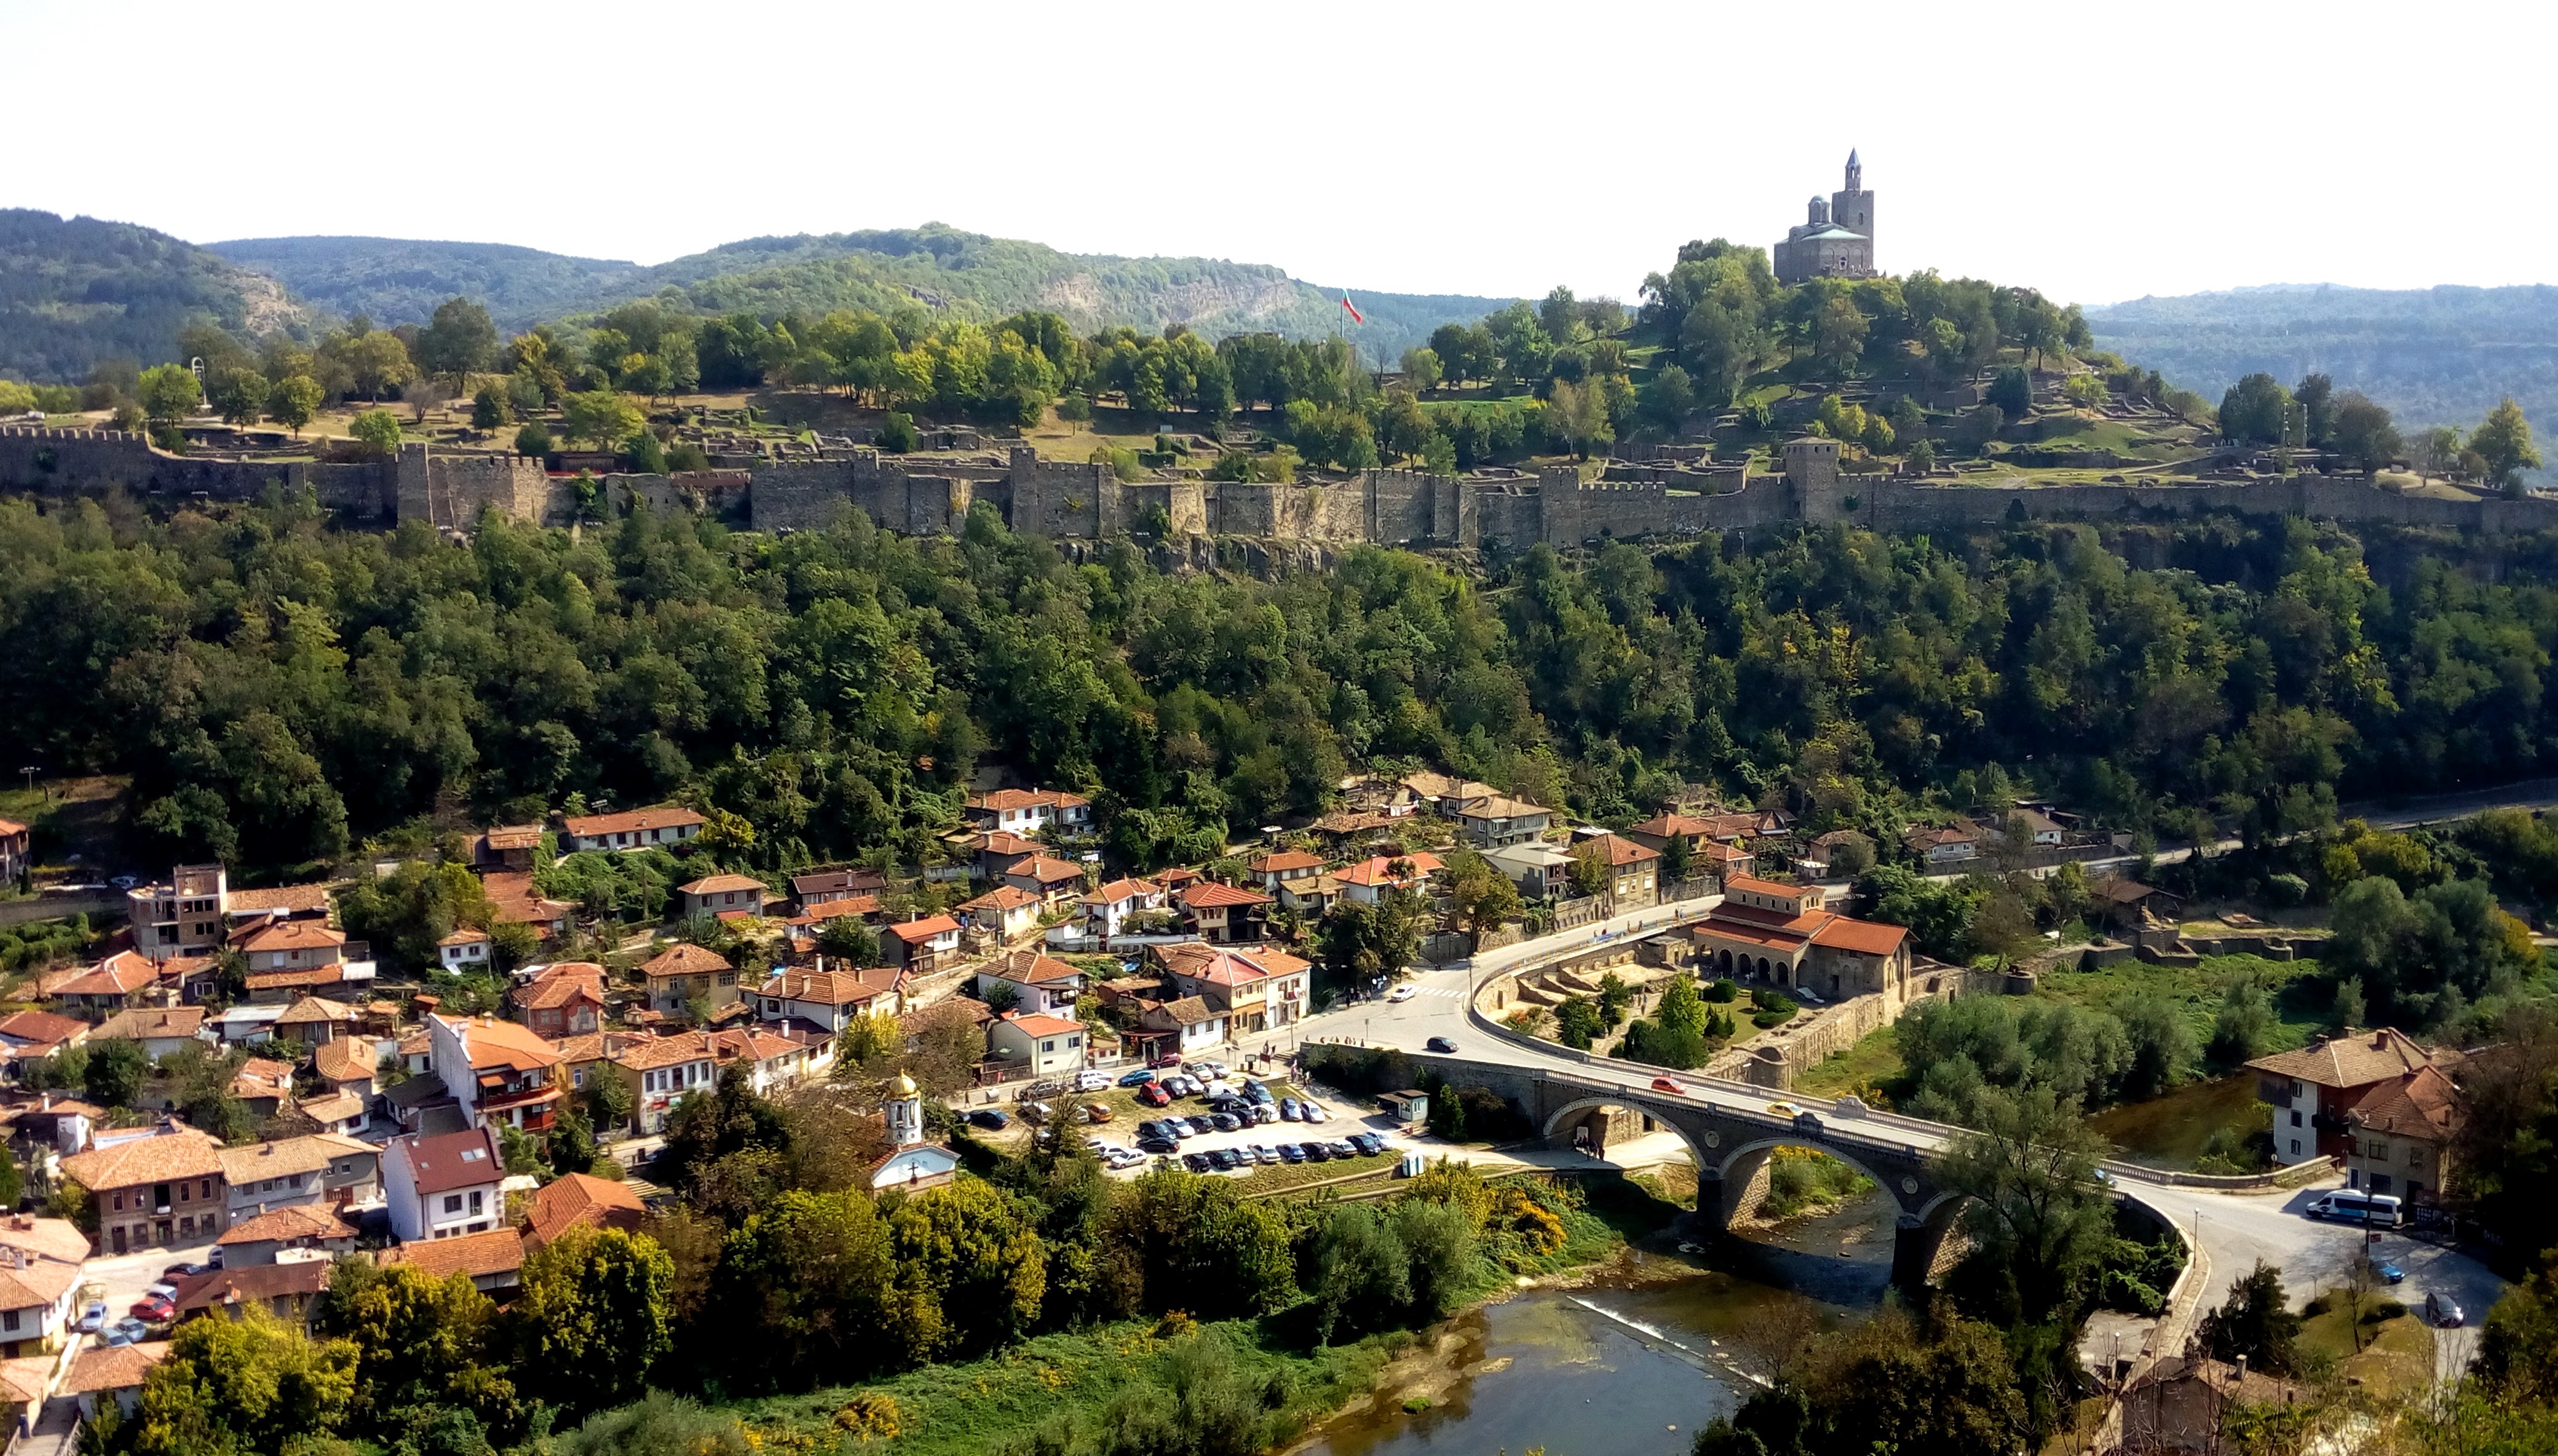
[[6, 0, 2551, 309]]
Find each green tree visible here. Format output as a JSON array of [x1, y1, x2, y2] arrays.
[[2220, 373, 2294, 446], [1399, 346, 1443, 393], [513, 420, 554, 456], [1814, 295, 1870, 378], [0, 1145, 20, 1210], [83, 1037, 145, 1108], [129, 1305, 358, 1456], [2199, 1260, 2304, 1374], [1931, 1083, 2113, 1322], [348, 408, 403, 457], [1444, 850, 1524, 935], [887, 1176, 1047, 1361], [470, 385, 510, 431], [2329, 392, 2401, 477], [207, 366, 269, 427], [417, 297, 500, 394], [561, 389, 644, 450], [2472, 397, 2543, 494], [137, 362, 200, 421], [509, 1225, 673, 1417], [314, 1258, 515, 1439], [267, 374, 323, 437]]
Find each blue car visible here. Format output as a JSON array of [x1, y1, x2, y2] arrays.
[[2374, 1260, 2406, 1284], [1119, 1069, 1158, 1087]]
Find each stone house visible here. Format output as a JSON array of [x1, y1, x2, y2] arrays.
[[212, 1205, 358, 1268], [790, 866, 887, 912], [1689, 876, 1913, 1003], [1484, 841, 1575, 901], [956, 883, 1044, 941], [882, 914, 963, 974], [1002, 855, 1088, 906], [427, 1013, 565, 1132], [60, 1125, 229, 1254], [1245, 850, 1326, 894], [437, 928, 493, 973], [754, 966, 903, 1032], [677, 873, 768, 920], [1574, 835, 1658, 908], [509, 962, 606, 1039], [88, 1006, 207, 1061], [1174, 880, 1267, 942], [0, 1010, 89, 1083]]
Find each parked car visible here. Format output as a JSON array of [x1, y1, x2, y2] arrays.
[[1302, 1142, 1331, 1163], [1301, 1101, 1328, 1123], [1327, 1141, 1358, 1159], [1425, 1037, 1457, 1053], [1119, 1069, 1158, 1087], [1210, 1148, 1240, 1171], [1280, 1099, 1303, 1122], [130, 1296, 175, 1324], [1137, 1083, 1171, 1107], [1349, 1133, 1387, 1155], [145, 1283, 180, 1304], [1192, 1061, 1227, 1080], [2426, 1292, 2465, 1327], [1150, 1052, 1184, 1069], [1170, 1118, 1198, 1139], [1651, 1076, 1688, 1094], [1183, 1152, 1212, 1173], [1073, 1071, 1114, 1093], [1249, 1144, 1279, 1165], [1210, 1112, 1241, 1133], [1083, 1103, 1113, 1123], [967, 1109, 1010, 1131], [76, 1302, 107, 1334], [2374, 1260, 2406, 1284], [1020, 1102, 1053, 1125], [1278, 1143, 1307, 1164], [1253, 1104, 1278, 1125], [1138, 1134, 1178, 1155]]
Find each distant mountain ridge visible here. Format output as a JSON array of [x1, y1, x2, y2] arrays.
[[2086, 283, 2558, 432], [0, 209, 311, 382], [206, 224, 1516, 362]]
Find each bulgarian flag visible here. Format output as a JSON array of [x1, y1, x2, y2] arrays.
[[1339, 296, 1364, 324]]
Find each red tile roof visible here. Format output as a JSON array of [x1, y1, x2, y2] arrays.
[[885, 914, 960, 943], [2248, 1028, 2452, 1090], [563, 806, 705, 838], [678, 874, 767, 896], [394, 1125, 504, 1195], [967, 788, 1089, 812], [215, 1203, 357, 1247], [52, 951, 161, 997], [61, 1126, 226, 1189], [522, 1171, 645, 1251], [641, 943, 732, 978], [1247, 850, 1325, 874], [382, 1227, 524, 1281], [756, 967, 899, 1007], [226, 882, 333, 915], [1007, 856, 1087, 886], [239, 920, 346, 954], [1176, 880, 1268, 909], [986, 950, 1082, 985]]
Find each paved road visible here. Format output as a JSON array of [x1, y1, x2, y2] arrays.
[[1286, 904, 2510, 1369]]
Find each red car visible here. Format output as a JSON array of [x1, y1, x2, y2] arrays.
[[1150, 1052, 1184, 1069], [130, 1296, 175, 1324], [1650, 1076, 1688, 1095], [1136, 1083, 1171, 1107]]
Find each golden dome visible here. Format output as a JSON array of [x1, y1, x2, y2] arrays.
[[891, 1072, 919, 1098]]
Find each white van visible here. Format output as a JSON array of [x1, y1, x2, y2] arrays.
[[2306, 1190, 2403, 1228]]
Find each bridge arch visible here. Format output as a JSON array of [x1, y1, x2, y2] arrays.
[[1538, 1095, 1718, 1169]]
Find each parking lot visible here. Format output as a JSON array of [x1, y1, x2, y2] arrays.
[[979, 1062, 1413, 1181]]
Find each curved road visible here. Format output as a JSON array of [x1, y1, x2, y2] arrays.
[[1281, 898, 2506, 1380]]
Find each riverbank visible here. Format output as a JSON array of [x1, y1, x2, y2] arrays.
[[714, 1170, 1687, 1456]]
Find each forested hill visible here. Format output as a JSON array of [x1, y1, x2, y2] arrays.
[[9, 489, 2558, 901], [2085, 283, 2558, 432], [205, 236, 648, 335], [204, 224, 1517, 360], [0, 210, 312, 383]]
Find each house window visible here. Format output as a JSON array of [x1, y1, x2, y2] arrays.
[[444, 1195, 464, 1214], [2290, 1110, 2302, 1127], [2, 1312, 17, 1332], [2370, 1174, 2393, 1194], [113, 1192, 124, 1212], [469, 1191, 483, 1215], [2289, 1139, 2302, 1155]]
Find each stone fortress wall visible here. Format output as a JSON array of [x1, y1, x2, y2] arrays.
[[9, 423, 2558, 549]]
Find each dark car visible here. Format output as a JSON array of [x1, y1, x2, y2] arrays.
[[1278, 1143, 1307, 1164], [1211, 1112, 1241, 1133], [1210, 1148, 1241, 1170], [1348, 1133, 1385, 1155], [1182, 1152, 1212, 1173], [1425, 1036, 1457, 1053], [967, 1109, 1010, 1131], [1302, 1142, 1331, 1163], [1280, 1099, 1302, 1122], [1138, 1134, 1178, 1155], [1328, 1141, 1358, 1159]]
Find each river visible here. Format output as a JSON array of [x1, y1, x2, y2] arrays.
[[1302, 1195, 1895, 1456]]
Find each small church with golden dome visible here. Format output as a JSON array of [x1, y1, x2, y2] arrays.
[[1773, 151, 1877, 286], [867, 1071, 959, 1192]]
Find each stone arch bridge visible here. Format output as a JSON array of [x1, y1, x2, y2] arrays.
[[1424, 1054, 1971, 1287]]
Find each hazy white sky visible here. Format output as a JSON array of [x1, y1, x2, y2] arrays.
[[7, 0, 2548, 308]]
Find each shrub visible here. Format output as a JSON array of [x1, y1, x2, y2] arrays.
[[1055, 392, 1092, 422], [2265, 872, 2308, 908], [1703, 976, 1739, 1003], [877, 411, 918, 453], [514, 421, 555, 456]]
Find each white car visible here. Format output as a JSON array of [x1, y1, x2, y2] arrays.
[[1387, 984, 1417, 1002], [1072, 1071, 1113, 1093], [1300, 1101, 1328, 1123]]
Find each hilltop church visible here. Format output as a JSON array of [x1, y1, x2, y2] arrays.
[[1773, 151, 1876, 286]]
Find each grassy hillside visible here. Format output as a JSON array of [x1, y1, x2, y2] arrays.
[[212, 223, 1517, 360], [2085, 282, 2558, 432], [0, 209, 311, 382], [205, 235, 647, 331]]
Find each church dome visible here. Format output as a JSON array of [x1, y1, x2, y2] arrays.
[[892, 1071, 919, 1098]]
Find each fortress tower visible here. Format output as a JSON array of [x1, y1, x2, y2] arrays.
[[1774, 151, 1877, 287]]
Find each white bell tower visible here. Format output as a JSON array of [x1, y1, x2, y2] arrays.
[[885, 1071, 924, 1148]]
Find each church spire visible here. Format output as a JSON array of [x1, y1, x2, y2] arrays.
[[1844, 149, 1863, 192]]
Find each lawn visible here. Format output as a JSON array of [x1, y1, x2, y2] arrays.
[[2037, 952, 2334, 1059], [1792, 1023, 1905, 1101], [2299, 1297, 2435, 1399]]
